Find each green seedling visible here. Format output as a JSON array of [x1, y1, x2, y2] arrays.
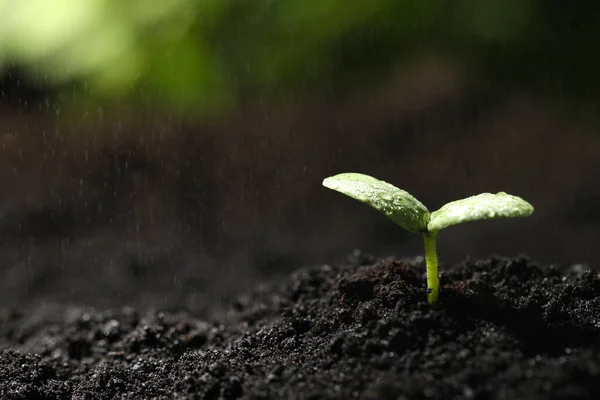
[[322, 173, 534, 304]]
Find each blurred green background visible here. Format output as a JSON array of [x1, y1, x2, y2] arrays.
[[1, 0, 600, 311], [2, 0, 599, 112]]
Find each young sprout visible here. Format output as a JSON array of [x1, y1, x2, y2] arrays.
[[322, 173, 534, 304]]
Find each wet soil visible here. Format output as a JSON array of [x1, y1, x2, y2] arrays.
[[1, 252, 599, 399]]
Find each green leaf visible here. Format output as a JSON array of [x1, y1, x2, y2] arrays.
[[428, 192, 534, 232], [322, 173, 429, 233]]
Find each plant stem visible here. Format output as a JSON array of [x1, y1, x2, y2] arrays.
[[423, 231, 439, 304]]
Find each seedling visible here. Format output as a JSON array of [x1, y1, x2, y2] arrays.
[[322, 173, 534, 304]]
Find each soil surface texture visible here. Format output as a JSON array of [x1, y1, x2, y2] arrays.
[[1, 252, 600, 399]]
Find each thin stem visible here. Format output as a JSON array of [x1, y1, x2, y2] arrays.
[[422, 231, 439, 304]]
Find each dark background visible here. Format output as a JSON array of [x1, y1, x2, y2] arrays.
[[0, 0, 599, 315]]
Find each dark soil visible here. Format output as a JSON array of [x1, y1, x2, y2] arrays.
[[1, 252, 600, 399]]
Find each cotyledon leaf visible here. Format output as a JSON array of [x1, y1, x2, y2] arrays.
[[428, 192, 534, 232], [322, 173, 430, 233]]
